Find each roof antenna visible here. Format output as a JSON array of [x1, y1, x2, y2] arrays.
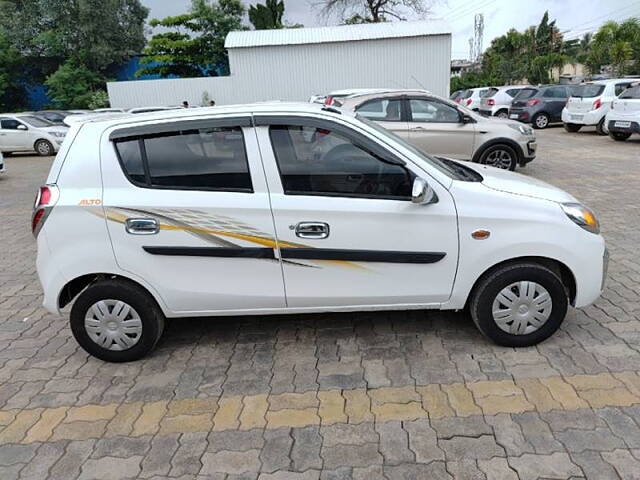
[[411, 75, 427, 91]]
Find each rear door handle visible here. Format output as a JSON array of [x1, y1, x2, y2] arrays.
[[294, 222, 329, 239], [410, 126, 427, 131], [125, 218, 159, 235]]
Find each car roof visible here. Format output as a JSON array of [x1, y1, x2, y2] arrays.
[[337, 90, 453, 109], [64, 102, 355, 129]]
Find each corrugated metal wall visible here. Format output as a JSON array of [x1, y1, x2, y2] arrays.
[[107, 34, 451, 108]]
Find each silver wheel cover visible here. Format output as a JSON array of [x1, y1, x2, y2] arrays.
[[84, 299, 143, 351], [484, 149, 514, 169], [37, 142, 51, 155], [492, 281, 552, 335], [535, 115, 548, 128]]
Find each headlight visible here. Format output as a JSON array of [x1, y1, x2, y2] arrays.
[[508, 123, 533, 136], [561, 203, 600, 234], [51, 132, 66, 138]]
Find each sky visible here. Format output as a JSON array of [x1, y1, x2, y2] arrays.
[[141, 0, 640, 59]]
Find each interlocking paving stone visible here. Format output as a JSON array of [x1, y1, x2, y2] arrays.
[[2, 131, 640, 477]]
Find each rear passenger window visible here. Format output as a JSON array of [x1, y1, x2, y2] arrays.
[[114, 127, 252, 192], [615, 83, 632, 96], [356, 99, 403, 122], [506, 89, 520, 98]]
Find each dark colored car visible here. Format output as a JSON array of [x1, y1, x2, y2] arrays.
[[509, 85, 577, 129]]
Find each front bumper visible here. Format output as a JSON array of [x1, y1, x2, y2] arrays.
[[608, 120, 640, 134], [561, 108, 605, 126], [515, 137, 537, 165]]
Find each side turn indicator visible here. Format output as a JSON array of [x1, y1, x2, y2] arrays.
[[472, 230, 491, 240]]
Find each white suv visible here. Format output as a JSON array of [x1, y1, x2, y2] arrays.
[[605, 82, 640, 141], [0, 114, 68, 156], [562, 78, 639, 134], [35, 103, 607, 361]]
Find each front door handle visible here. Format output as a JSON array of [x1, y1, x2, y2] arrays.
[[294, 222, 329, 239], [125, 218, 159, 235], [410, 126, 427, 131]]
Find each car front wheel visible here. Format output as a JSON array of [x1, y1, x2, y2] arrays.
[[532, 113, 549, 129], [70, 279, 165, 362], [609, 131, 631, 141], [469, 262, 568, 347], [478, 144, 518, 171]]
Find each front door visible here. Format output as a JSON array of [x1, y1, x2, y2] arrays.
[[406, 97, 476, 159], [101, 116, 285, 315], [255, 115, 458, 308], [0, 118, 30, 150]]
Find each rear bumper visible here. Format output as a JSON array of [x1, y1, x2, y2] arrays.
[[508, 109, 531, 123], [561, 108, 606, 126], [608, 120, 640, 134]]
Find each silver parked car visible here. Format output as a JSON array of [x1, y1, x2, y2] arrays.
[[336, 90, 537, 170]]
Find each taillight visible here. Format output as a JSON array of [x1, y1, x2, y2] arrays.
[[526, 99, 540, 107], [32, 184, 59, 237], [487, 99, 495, 106], [324, 96, 334, 106], [593, 98, 602, 110], [466, 98, 472, 106]]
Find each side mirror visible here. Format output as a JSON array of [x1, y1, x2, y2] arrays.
[[411, 177, 438, 205], [461, 113, 474, 124], [17, 124, 27, 131]]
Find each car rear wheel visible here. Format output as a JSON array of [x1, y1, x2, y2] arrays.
[[34, 139, 54, 157], [609, 131, 632, 141], [496, 110, 509, 119], [469, 262, 568, 347], [70, 279, 165, 362], [595, 118, 606, 135], [532, 113, 549, 129], [478, 144, 517, 171], [563, 123, 581, 133]]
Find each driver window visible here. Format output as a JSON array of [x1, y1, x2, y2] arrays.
[[0, 119, 23, 130], [269, 125, 414, 200], [409, 99, 460, 123]]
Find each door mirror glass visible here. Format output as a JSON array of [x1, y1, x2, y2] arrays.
[[17, 124, 27, 131], [461, 113, 474, 124], [411, 177, 438, 205]]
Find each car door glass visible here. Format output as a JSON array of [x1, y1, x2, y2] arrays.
[[114, 126, 253, 191], [270, 125, 414, 200], [615, 83, 631, 96], [356, 99, 403, 122], [409, 99, 460, 123], [0, 119, 23, 130]]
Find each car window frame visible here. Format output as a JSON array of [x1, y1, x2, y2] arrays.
[[406, 96, 463, 124], [0, 118, 27, 130], [111, 117, 255, 193], [354, 96, 407, 122], [257, 115, 415, 202]]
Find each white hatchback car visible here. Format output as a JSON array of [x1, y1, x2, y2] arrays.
[[460, 87, 492, 111], [479, 86, 531, 119], [0, 114, 69, 156], [35, 103, 607, 362], [562, 78, 639, 134], [605, 82, 640, 141]]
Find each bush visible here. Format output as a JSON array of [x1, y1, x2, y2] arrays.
[[45, 61, 106, 109], [87, 90, 110, 109]]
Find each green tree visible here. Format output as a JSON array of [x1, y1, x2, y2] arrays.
[[0, 29, 26, 111], [44, 60, 106, 108], [138, 0, 245, 78], [249, 0, 284, 29], [317, 0, 435, 23], [587, 19, 640, 75]]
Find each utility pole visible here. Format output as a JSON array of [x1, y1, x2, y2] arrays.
[[473, 13, 484, 63]]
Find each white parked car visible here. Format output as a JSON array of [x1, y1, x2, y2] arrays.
[[460, 87, 492, 111], [34, 103, 607, 361], [479, 86, 531, 118], [605, 82, 640, 141], [562, 78, 639, 134], [323, 88, 402, 106], [0, 114, 68, 156], [127, 107, 182, 114], [94, 108, 126, 113], [337, 89, 537, 171]]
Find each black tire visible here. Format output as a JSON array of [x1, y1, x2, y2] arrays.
[[478, 144, 518, 171], [563, 123, 582, 133], [595, 118, 606, 135], [34, 139, 54, 157], [70, 279, 165, 362], [532, 113, 550, 129], [609, 131, 631, 141], [496, 110, 509, 119], [469, 262, 568, 347]]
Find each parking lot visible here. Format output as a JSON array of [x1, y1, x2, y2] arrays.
[[1, 126, 640, 479]]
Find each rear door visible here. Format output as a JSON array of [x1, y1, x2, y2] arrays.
[[354, 97, 409, 139], [254, 115, 459, 308], [406, 97, 475, 159], [543, 87, 569, 121], [101, 116, 285, 315]]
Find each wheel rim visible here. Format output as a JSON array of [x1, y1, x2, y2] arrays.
[[535, 115, 548, 128], [84, 299, 143, 351], [37, 142, 51, 155], [484, 149, 514, 169], [492, 281, 552, 335], [497, 112, 508, 119]]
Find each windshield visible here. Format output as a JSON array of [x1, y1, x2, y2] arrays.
[[515, 88, 538, 99], [571, 84, 605, 98], [356, 114, 482, 182], [619, 85, 640, 99], [18, 116, 53, 128]]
